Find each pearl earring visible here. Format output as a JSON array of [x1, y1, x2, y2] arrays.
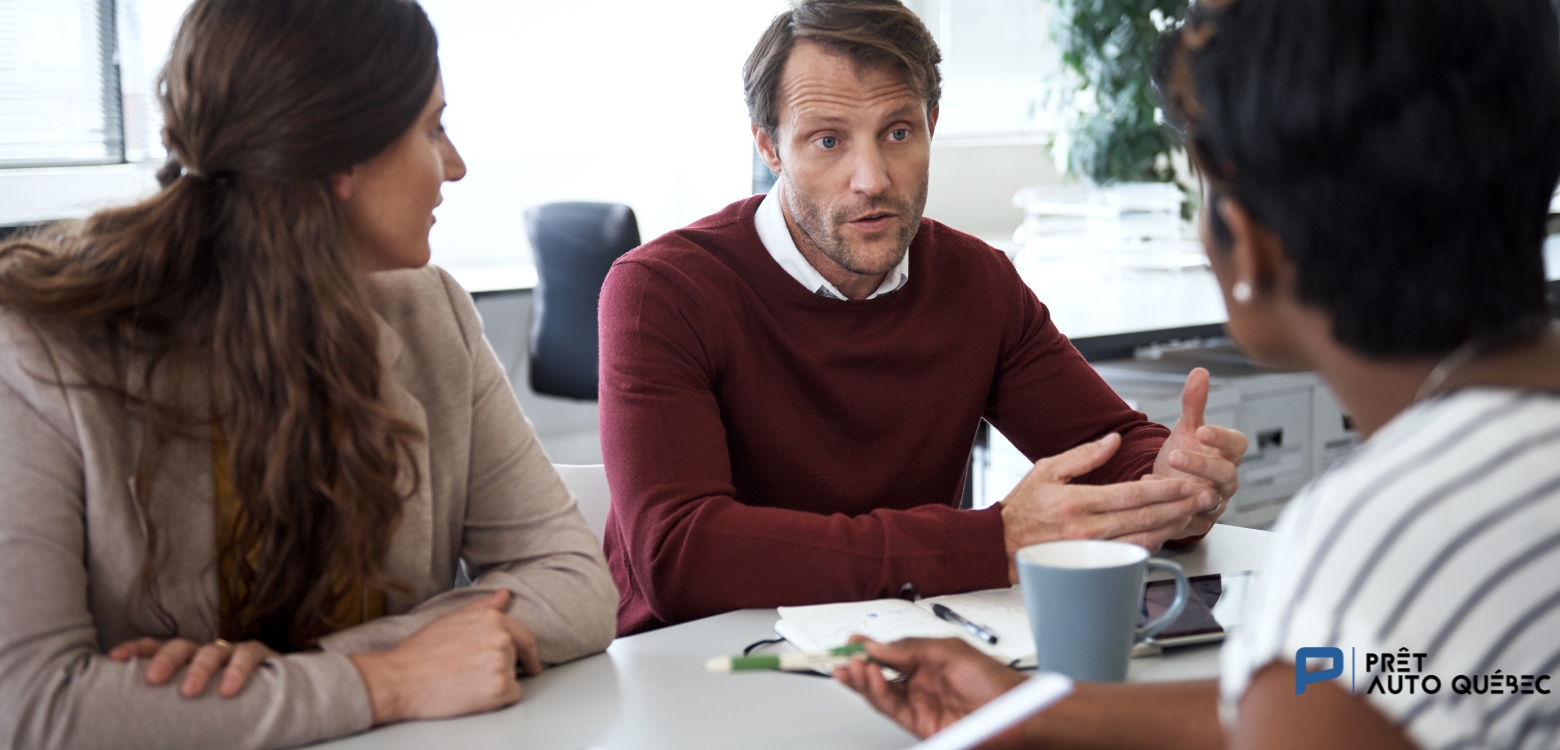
[[1232, 281, 1253, 303]]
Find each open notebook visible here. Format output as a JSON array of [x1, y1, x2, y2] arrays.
[[776, 588, 1038, 668], [775, 574, 1253, 671]]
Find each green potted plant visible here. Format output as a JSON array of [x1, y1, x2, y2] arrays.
[[1048, 0, 1187, 186]]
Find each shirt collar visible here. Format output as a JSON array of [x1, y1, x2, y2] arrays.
[[753, 183, 910, 301]]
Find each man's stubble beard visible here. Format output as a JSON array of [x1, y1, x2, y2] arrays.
[[783, 174, 928, 276]]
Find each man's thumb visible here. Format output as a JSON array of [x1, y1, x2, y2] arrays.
[[1177, 367, 1211, 433]]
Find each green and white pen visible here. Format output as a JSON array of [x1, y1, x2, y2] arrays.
[[705, 643, 869, 673]]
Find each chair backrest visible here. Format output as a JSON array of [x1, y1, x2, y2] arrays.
[[526, 202, 641, 400], [553, 463, 611, 545]]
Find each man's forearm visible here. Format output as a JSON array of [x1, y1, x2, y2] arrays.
[[626, 498, 1013, 623], [1023, 678, 1223, 750]]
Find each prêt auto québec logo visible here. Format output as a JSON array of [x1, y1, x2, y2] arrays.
[[1295, 647, 1552, 697]]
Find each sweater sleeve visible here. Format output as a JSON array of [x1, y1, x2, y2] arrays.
[[317, 268, 618, 664], [599, 260, 1010, 628], [0, 322, 372, 750], [982, 272, 1169, 484]]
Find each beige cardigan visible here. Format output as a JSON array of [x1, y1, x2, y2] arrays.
[[0, 266, 618, 750]]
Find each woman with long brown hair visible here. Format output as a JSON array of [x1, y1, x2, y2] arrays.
[[0, 0, 617, 747]]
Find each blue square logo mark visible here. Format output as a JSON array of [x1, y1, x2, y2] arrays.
[[1295, 647, 1345, 694]]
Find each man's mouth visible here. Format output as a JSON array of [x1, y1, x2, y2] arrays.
[[848, 211, 897, 230]]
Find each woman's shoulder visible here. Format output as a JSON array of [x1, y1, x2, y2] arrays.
[[362, 264, 485, 361], [1222, 388, 1560, 742], [1237, 388, 1560, 636], [0, 306, 93, 444], [0, 306, 81, 392], [1312, 388, 1560, 511], [1276, 389, 1560, 551], [1244, 386, 1560, 648]]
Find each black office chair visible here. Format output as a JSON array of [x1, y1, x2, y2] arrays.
[[525, 202, 641, 400]]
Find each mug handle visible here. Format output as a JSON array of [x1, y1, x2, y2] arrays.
[[1136, 558, 1189, 641]]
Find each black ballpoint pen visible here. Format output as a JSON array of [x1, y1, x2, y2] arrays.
[[931, 603, 999, 644]]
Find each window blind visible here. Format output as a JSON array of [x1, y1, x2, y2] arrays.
[[0, 0, 124, 167]]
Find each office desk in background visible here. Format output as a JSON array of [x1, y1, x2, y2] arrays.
[[309, 524, 1271, 750], [454, 236, 1560, 363], [448, 248, 1228, 363], [998, 236, 1560, 360], [1004, 247, 1226, 361]]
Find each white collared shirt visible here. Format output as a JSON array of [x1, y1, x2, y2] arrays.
[[753, 183, 910, 301]]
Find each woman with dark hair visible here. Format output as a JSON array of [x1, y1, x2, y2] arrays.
[[0, 1, 616, 747], [833, 0, 1560, 748]]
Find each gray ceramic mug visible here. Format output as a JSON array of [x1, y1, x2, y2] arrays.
[[1017, 540, 1189, 682]]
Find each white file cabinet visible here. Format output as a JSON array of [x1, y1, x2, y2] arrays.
[[1090, 363, 1241, 433], [1227, 373, 1314, 524]]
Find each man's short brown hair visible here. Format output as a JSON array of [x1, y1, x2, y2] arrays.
[[743, 0, 943, 136]]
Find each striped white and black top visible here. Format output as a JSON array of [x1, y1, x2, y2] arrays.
[[1220, 388, 1560, 750]]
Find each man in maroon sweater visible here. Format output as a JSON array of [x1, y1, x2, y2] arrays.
[[598, 0, 1248, 636]]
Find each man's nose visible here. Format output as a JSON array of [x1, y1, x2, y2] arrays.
[[846, 141, 891, 198]]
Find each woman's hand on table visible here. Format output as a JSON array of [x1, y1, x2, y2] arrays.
[[834, 636, 1028, 749], [108, 636, 279, 698], [349, 589, 542, 725]]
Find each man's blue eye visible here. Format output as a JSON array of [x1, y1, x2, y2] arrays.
[[891, 129, 909, 141], [819, 136, 837, 149]]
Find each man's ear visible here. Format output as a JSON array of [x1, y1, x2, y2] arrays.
[[752, 123, 784, 176], [1217, 197, 1292, 300], [928, 104, 939, 139], [330, 171, 355, 202]]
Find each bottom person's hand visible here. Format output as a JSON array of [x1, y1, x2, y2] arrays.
[[108, 637, 279, 698], [834, 637, 1027, 747], [348, 589, 542, 725]]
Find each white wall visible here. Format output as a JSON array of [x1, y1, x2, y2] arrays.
[[420, 0, 789, 277], [924, 140, 1064, 239], [1, 1, 793, 247], [1, 1, 1071, 275], [904, 0, 1066, 137], [419, 0, 1068, 275]]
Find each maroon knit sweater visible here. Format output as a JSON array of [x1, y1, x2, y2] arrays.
[[599, 196, 1169, 635]]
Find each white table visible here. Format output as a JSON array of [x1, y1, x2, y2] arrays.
[[311, 524, 1270, 750]]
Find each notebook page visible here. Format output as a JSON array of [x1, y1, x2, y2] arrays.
[[776, 599, 965, 648], [916, 587, 1036, 665]]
